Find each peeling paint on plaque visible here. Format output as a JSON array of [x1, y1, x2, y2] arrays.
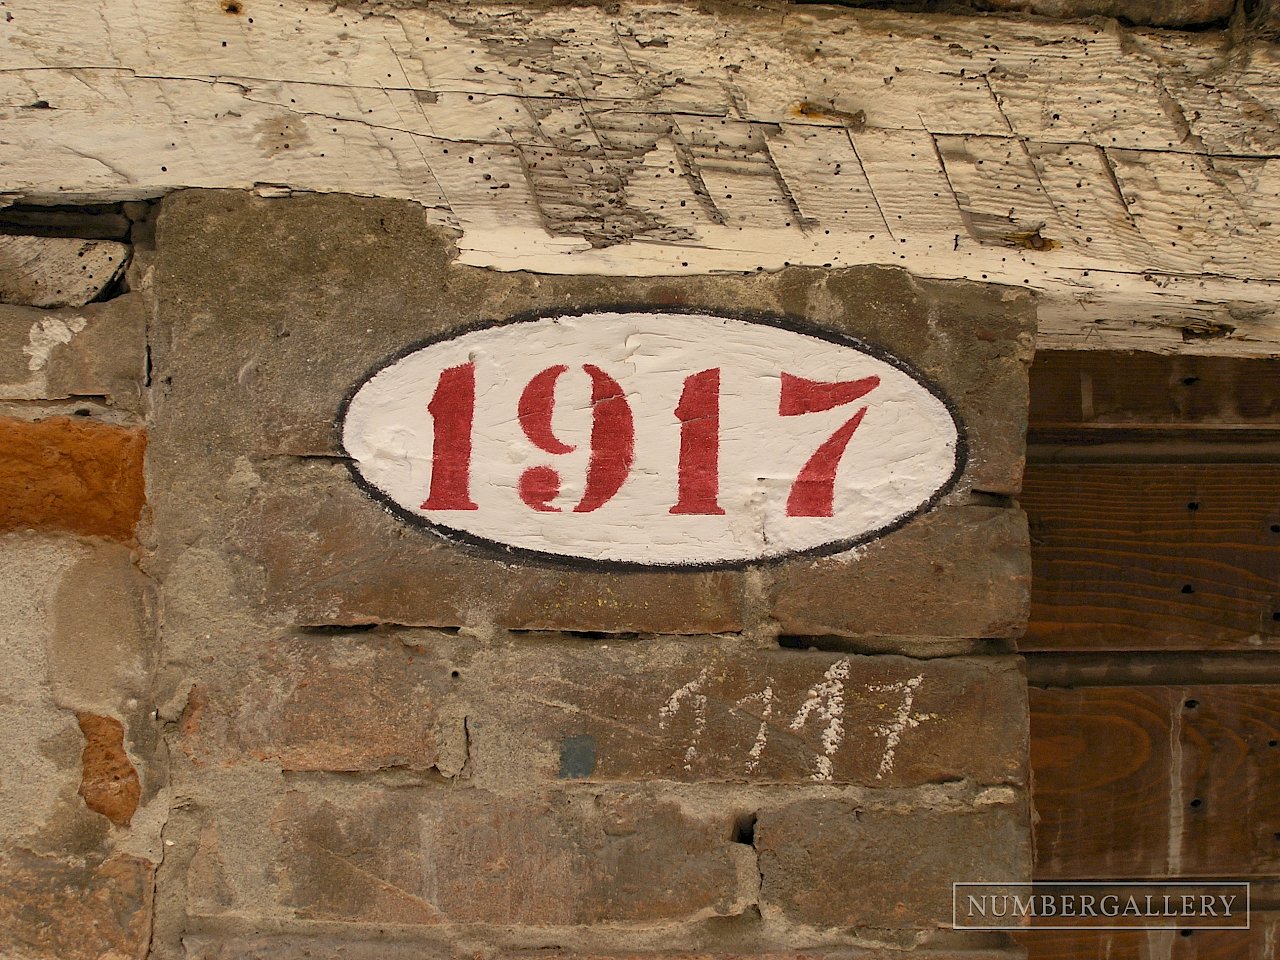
[[339, 309, 965, 568]]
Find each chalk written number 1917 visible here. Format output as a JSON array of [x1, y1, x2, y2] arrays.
[[421, 362, 880, 518]]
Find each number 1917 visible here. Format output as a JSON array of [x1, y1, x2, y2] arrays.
[[421, 363, 879, 518]]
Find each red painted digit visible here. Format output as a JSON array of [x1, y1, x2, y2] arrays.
[[518, 364, 572, 511], [421, 361, 479, 511], [518, 364, 575, 455], [574, 364, 635, 513], [517, 364, 635, 514], [518, 465, 561, 513], [670, 368, 725, 516], [779, 372, 879, 517]]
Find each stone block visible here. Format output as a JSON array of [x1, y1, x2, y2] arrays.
[[757, 792, 1031, 929], [146, 191, 1031, 638], [190, 784, 754, 927], [460, 640, 1028, 788], [239, 460, 744, 634], [0, 295, 147, 410], [180, 633, 463, 773], [177, 631, 1027, 787], [185, 942, 1022, 960], [770, 506, 1030, 640]]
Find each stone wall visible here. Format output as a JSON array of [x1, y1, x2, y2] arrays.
[[0, 206, 157, 959], [0, 190, 1035, 959]]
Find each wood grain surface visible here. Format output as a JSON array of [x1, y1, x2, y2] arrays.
[[1030, 686, 1280, 879], [1017, 914, 1278, 960], [1030, 352, 1280, 436], [6, 1, 1280, 352], [1021, 464, 1280, 652]]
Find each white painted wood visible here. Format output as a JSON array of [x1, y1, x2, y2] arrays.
[[3, 0, 1280, 353], [0, 236, 129, 308], [341, 312, 960, 566]]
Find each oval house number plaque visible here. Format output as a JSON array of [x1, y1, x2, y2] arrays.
[[340, 310, 965, 568]]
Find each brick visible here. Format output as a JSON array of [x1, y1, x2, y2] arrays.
[[462, 641, 1028, 787], [240, 460, 743, 634], [179, 634, 463, 773], [0, 849, 153, 960], [769, 506, 1030, 640], [76, 713, 140, 827], [757, 792, 1031, 929], [0, 296, 147, 409], [0, 416, 145, 541], [192, 785, 752, 927]]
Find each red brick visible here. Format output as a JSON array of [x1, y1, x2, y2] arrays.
[[757, 793, 1031, 929], [0, 849, 153, 960], [0, 416, 145, 541], [76, 713, 140, 826]]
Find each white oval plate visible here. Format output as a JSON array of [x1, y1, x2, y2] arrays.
[[340, 309, 965, 568]]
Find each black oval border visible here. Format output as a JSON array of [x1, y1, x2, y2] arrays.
[[336, 306, 969, 572]]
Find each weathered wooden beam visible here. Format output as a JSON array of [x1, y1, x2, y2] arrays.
[[0, 236, 129, 308], [4, 0, 1280, 352]]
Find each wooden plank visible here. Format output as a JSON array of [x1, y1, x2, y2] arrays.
[[0, 203, 132, 240], [1030, 352, 1280, 435], [1029, 686, 1280, 879], [1027, 652, 1280, 687], [1016, 914, 1280, 960], [1022, 463, 1280, 652], [4, 0, 1280, 351], [0, 236, 129, 308]]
